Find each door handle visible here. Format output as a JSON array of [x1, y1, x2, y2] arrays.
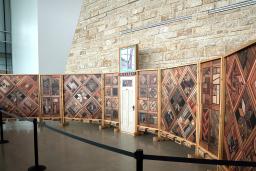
[[132, 105, 135, 111]]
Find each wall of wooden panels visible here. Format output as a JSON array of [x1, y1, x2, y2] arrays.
[[0, 41, 255, 167], [40, 75, 62, 118], [63, 74, 102, 120], [104, 73, 119, 122], [161, 64, 197, 144], [0, 75, 40, 117], [137, 70, 158, 128]]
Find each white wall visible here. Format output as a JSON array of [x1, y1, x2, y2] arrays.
[[11, 0, 39, 74], [38, 0, 82, 74], [11, 0, 82, 74]]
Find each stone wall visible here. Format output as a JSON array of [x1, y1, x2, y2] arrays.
[[66, 0, 256, 73]]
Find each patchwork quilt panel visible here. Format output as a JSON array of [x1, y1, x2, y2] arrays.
[[224, 43, 256, 169], [64, 74, 102, 119], [0, 75, 40, 117], [200, 59, 221, 157], [161, 64, 197, 143]]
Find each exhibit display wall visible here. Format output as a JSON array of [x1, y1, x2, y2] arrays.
[[0, 41, 255, 170]]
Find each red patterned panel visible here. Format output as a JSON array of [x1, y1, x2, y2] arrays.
[[226, 56, 245, 112], [224, 43, 256, 168], [64, 74, 102, 119], [0, 75, 39, 118], [162, 64, 197, 143]]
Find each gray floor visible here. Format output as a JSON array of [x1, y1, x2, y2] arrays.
[[0, 121, 216, 171]]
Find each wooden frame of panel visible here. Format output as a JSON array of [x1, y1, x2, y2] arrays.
[[135, 71, 139, 135], [60, 75, 65, 125], [101, 74, 105, 127], [196, 61, 201, 157], [38, 74, 42, 121], [118, 72, 121, 131], [157, 68, 162, 139]]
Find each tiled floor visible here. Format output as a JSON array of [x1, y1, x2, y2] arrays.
[[0, 121, 215, 171]]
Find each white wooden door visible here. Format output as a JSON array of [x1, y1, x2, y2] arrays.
[[120, 76, 136, 134]]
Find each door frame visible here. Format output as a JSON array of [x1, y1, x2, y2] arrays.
[[119, 76, 136, 135]]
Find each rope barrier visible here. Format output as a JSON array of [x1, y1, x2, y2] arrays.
[[43, 123, 135, 157]]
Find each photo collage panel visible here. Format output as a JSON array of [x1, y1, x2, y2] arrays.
[[138, 70, 158, 128], [41, 75, 61, 117], [104, 73, 119, 122]]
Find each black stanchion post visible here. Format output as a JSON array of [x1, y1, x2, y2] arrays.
[[135, 149, 143, 171], [0, 110, 9, 144], [28, 119, 46, 171]]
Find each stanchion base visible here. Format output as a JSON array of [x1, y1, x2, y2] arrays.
[[0, 140, 9, 144], [28, 165, 46, 171]]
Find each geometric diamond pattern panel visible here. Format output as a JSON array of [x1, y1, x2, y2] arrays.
[[162, 64, 197, 143], [64, 74, 102, 119], [0, 75, 40, 117], [200, 59, 221, 157], [224, 43, 256, 165], [104, 73, 119, 122], [138, 70, 158, 128], [41, 75, 61, 118]]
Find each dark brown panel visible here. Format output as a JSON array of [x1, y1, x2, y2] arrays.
[[64, 74, 102, 119], [200, 59, 221, 156], [162, 64, 197, 143], [0, 75, 39, 117], [41, 75, 61, 118]]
